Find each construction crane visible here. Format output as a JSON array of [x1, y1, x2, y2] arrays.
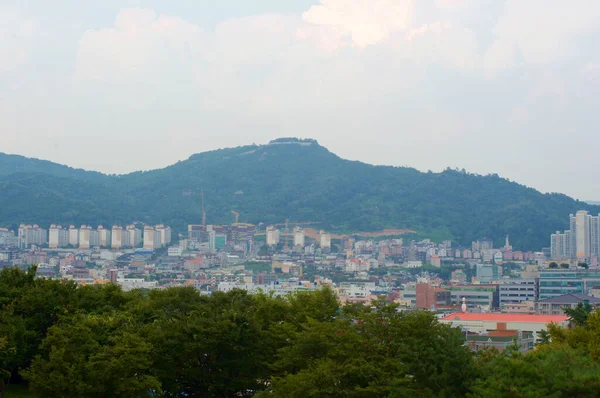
[[231, 210, 240, 224], [201, 190, 206, 227]]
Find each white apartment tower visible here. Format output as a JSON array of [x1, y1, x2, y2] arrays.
[[49, 225, 69, 249], [143, 226, 156, 249], [266, 226, 280, 246], [48, 225, 60, 249], [97, 225, 111, 247], [127, 225, 142, 247], [79, 225, 92, 249], [576, 210, 591, 260], [69, 225, 79, 247], [293, 227, 305, 249], [111, 226, 123, 249], [18, 225, 48, 248], [156, 225, 171, 247], [320, 231, 331, 249], [550, 231, 567, 260]]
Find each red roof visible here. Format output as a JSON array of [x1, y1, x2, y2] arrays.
[[441, 312, 568, 323]]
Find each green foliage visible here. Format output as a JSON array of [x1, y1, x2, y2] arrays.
[[1, 143, 596, 249], [7, 267, 600, 397], [469, 346, 600, 397]]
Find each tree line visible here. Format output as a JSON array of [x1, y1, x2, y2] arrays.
[[1, 267, 600, 397]]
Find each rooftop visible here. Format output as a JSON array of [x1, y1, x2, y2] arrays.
[[537, 293, 600, 304], [441, 313, 568, 323]]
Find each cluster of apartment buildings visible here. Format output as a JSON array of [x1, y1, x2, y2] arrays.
[[15, 224, 171, 250], [265, 226, 331, 250], [551, 210, 600, 262]]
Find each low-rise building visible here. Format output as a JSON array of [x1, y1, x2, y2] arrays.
[[536, 293, 600, 315]]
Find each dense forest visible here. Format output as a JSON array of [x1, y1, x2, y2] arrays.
[[1, 140, 597, 249], [1, 267, 600, 397]]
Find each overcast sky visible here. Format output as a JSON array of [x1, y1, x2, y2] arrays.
[[1, 0, 599, 199]]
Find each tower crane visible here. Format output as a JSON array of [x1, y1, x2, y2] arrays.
[[201, 189, 206, 227], [231, 210, 240, 224]]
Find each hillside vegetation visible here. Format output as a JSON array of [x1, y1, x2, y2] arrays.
[[0, 139, 595, 249]]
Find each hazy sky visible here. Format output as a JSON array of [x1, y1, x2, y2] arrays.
[[1, 1, 599, 199]]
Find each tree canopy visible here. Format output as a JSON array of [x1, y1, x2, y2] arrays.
[[2, 267, 600, 397]]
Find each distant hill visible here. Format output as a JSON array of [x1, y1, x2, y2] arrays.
[[0, 139, 596, 250]]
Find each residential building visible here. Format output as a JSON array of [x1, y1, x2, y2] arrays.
[[266, 226, 280, 246], [551, 231, 567, 260], [111, 226, 123, 249], [49, 225, 69, 249], [18, 225, 48, 248], [68, 225, 79, 247], [537, 293, 600, 315], [143, 226, 156, 249], [576, 210, 591, 260], [79, 225, 92, 249], [127, 225, 142, 247], [98, 225, 111, 247], [320, 231, 331, 249], [293, 227, 305, 249]]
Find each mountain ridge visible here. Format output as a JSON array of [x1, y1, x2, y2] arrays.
[[0, 139, 595, 250]]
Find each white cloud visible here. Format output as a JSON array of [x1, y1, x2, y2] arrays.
[[489, 0, 600, 65], [75, 8, 203, 83], [0, 9, 34, 72], [301, 0, 414, 48]]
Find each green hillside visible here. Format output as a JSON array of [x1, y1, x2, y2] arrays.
[[0, 139, 595, 249]]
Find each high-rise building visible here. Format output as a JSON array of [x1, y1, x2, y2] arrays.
[[293, 227, 305, 249], [550, 231, 567, 260], [111, 226, 123, 249], [266, 226, 280, 246], [79, 225, 92, 249], [90, 230, 101, 247], [98, 225, 111, 247], [143, 226, 155, 249], [592, 215, 600, 258], [156, 225, 171, 247], [18, 225, 48, 248], [320, 231, 331, 249], [49, 225, 69, 249], [576, 210, 591, 260], [127, 225, 142, 247], [569, 214, 577, 259], [69, 225, 79, 247], [550, 231, 569, 260]]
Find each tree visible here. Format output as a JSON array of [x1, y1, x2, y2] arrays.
[[549, 262, 559, 269], [469, 345, 600, 397], [578, 262, 589, 269], [563, 302, 593, 327], [22, 313, 161, 398], [560, 263, 570, 269], [0, 337, 16, 398], [260, 305, 475, 397]]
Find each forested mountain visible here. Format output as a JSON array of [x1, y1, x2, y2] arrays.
[[0, 139, 595, 249]]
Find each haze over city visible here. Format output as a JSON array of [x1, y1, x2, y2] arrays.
[[1, 0, 599, 200]]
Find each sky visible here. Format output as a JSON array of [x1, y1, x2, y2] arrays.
[[1, 0, 599, 199]]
